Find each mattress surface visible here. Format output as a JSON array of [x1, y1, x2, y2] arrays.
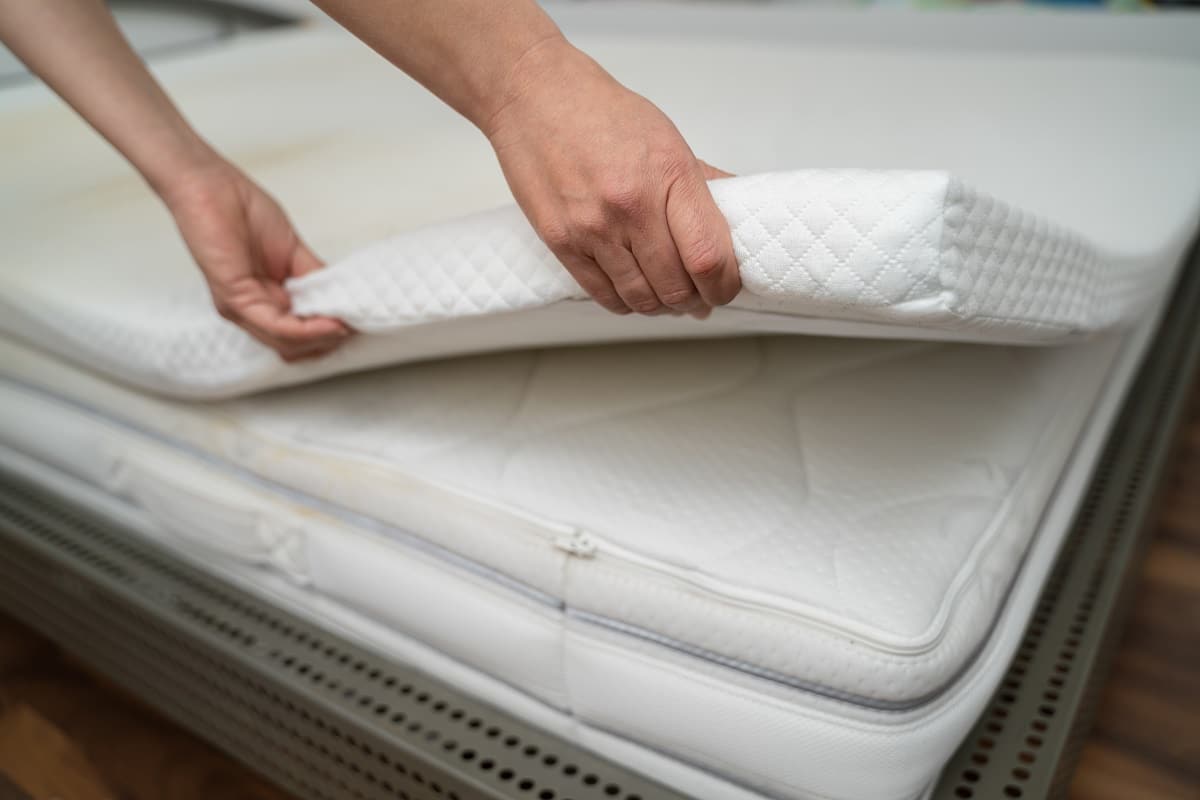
[[0, 319, 1137, 799], [0, 316, 1147, 796], [3, 25, 1200, 397]]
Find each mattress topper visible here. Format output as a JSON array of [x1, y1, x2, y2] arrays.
[[288, 168, 1144, 337], [3, 27, 1200, 398]]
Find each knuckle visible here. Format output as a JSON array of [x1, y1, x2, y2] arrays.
[[629, 297, 662, 315], [576, 212, 609, 240], [657, 151, 693, 184], [593, 293, 629, 314], [537, 219, 573, 251], [683, 238, 727, 280], [213, 300, 236, 321], [600, 181, 643, 216], [660, 286, 698, 307]]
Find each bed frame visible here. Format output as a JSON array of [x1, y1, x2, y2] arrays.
[[1, 234, 1197, 800]]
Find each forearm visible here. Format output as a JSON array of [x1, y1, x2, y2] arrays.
[[308, 0, 570, 135], [0, 0, 216, 198]]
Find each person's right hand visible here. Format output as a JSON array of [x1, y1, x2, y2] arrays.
[[483, 38, 740, 317]]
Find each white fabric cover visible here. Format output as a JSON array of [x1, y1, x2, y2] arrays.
[[0, 324, 1125, 706], [291, 169, 1136, 337], [0, 166, 1145, 399], [3, 25, 1200, 398], [0, 315, 1149, 800]]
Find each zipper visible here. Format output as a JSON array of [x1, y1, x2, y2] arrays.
[[566, 530, 949, 657], [553, 529, 597, 558]]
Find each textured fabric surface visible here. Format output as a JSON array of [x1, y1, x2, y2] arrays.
[[0, 329, 1122, 706], [0, 169, 1154, 399], [5, 26, 1200, 399], [291, 169, 1139, 336], [0, 320, 1144, 800]]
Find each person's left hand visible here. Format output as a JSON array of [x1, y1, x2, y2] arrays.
[[161, 157, 351, 361]]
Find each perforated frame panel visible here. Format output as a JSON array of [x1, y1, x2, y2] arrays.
[[0, 245, 1197, 800], [0, 476, 688, 800], [931, 241, 1200, 800]]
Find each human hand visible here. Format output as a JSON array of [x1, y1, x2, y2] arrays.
[[483, 39, 740, 317], [161, 158, 351, 361]]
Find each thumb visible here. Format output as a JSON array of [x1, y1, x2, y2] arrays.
[[666, 168, 741, 307], [698, 159, 735, 181], [290, 239, 325, 278]]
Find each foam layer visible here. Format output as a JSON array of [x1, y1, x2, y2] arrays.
[[290, 169, 1145, 338], [3, 27, 1199, 398]]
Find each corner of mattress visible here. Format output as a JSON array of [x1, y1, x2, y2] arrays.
[[932, 172, 967, 316]]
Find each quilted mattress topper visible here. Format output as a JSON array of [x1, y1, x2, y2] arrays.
[[4, 28, 1200, 398], [289, 168, 1148, 337], [0, 167, 1158, 399]]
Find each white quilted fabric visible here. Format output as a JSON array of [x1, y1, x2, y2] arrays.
[[0, 329, 1122, 706], [6, 21, 1200, 399], [290, 168, 1134, 338], [0, 169, 1146, 399]]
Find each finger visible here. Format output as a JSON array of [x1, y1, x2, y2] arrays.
[[280, 341, 343, 363], [555, 251, 631, 315], [630, 221, 703, 313], [665, 169, 741, 307], [261, 268, 354, 337], [241, 301, 351, 353], [270, 332, 347, 363], [592, 242, 662, 315], [697, 159, 735, 181], [290, 239, 325, 278]]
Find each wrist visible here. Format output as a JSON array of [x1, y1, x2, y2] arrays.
[[151, 143, 232, 214], [142, 132, 225, 209], [479, 34, 596, 140]]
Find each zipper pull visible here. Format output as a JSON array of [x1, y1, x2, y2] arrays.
[[554, 530, 597, 558]]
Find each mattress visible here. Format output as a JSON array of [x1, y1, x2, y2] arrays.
[[3, 22, 1200, 397], [3, 7, 1199, 800], [0, 312, 1152, 800]]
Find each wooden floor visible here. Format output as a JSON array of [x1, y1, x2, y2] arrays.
[[1068, 390, 1200, 800], [1, 401, 1198, 799], [0, 616, 289, 799]]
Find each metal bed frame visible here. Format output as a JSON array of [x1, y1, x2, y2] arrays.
[[1, 235, 1197, 800]]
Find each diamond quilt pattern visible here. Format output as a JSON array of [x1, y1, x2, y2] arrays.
[[290, 205, 582, 327], [1, 170, 1155, 398], [290, 169, 1134, 338]]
